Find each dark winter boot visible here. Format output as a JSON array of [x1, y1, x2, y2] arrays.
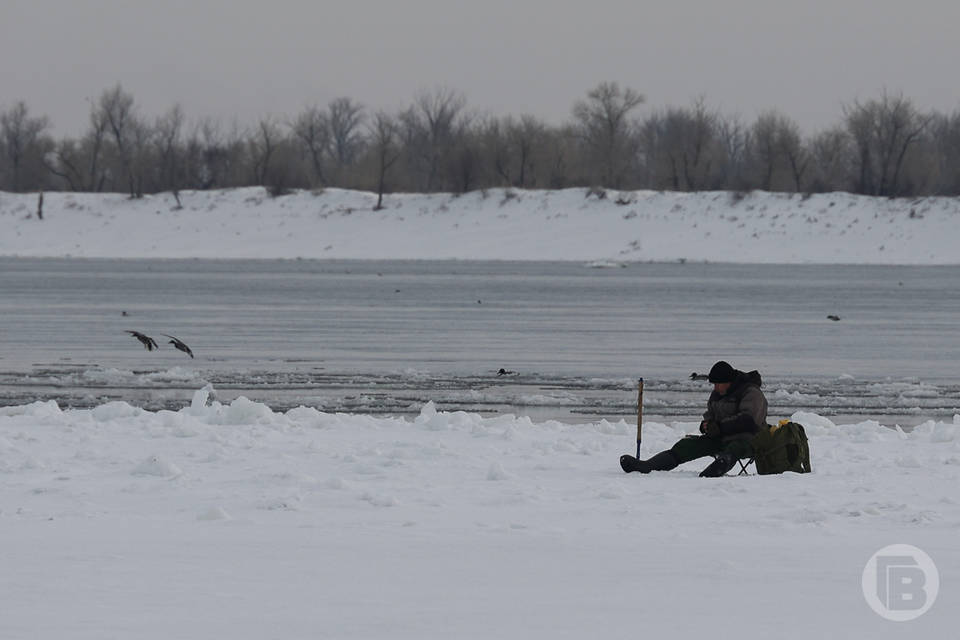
[[620, 451, 678, 474], [699, 452, 738, 478]]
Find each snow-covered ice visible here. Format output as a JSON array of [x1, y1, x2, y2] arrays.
[[1, 392, 956, 638]]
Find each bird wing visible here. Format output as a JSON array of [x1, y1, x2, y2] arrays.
[[162, 334, 194, 357], [126, 330, 158, 350]]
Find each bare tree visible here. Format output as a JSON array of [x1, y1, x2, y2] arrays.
[[127, 117, 153, 198], [546, 125, 577, 189], [189, 118, 232, 189], [779, 119, 808, 192], [641, 98, 720, 191], [1, 101, 51, 191], [327, 97, 365, 179], [751, 111, 781, 190], [572, 81, 644, 188], [367, 111, 401, 209], [929, 110, 960, 195], [749, 110, 807, 191], [806, 126, 853, 192], [45, 139, 82, 191], [401, 87, 468, 191], [637, 113, 666, 187], [46, 105, 110, 192], [291, 106, 330, 186], [844, 91, 931, 196], [450, 127, 482, 194], [715, 114, 749, 190], [479, 114, 546, 189], [97, 84, 144, 197], [507, 115, 546, 188], [248, 116, 283, 186], [682, 98, 722, 190], [155, 104, 185, 206], [17, 82, 960, 198], [478, 116, 511, 186]]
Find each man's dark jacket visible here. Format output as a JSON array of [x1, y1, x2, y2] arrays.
[[702, 369, 768, 442]]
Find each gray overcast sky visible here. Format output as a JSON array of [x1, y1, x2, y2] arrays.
[[2, 0, 958, 136]]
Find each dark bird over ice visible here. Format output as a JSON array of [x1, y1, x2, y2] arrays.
[[126, 330, 159, 351], [163, 334, 194, 358], [827, 315, 841, 321], [690, 372, 710, 381]]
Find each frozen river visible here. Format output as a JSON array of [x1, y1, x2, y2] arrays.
[[1, 257, 958, 426]]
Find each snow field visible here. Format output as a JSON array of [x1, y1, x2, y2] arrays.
[[2, 187, 959, 263], [1, 391, 957, 638]]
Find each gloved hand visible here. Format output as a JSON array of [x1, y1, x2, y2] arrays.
[[702, 421, 722, 438]]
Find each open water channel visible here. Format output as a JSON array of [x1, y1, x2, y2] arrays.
[[1, 257, 958, 426]]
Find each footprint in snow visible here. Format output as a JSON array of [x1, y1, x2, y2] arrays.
[[361, 492, 399, 507], [487, 463, 510, 481], [197, 506, 232, 521], [131, 455, 182, 478]]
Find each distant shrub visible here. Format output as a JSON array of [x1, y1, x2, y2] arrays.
[[585, 186, 607, 200], [266, 183, 292, 198]]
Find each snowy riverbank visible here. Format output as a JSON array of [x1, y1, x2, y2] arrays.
[[2, 187, 959, 263], [1, 391, 957, 637]]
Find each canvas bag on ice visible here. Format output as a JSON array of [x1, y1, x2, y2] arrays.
[[752, 420, 811, 475]]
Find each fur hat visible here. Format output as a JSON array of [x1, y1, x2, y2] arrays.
[[708, 360, 736, 383]]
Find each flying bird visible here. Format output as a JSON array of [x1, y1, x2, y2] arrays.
[[163, 334, 194, 358], [827, 315, 841, 321], [126, 330, 159, 351], [690, 372, 710, 381]]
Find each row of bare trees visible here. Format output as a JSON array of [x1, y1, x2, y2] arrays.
[[3, 82, 959, 201]]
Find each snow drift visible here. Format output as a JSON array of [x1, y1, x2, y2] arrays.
[[1, 391, 956, 637], [2, 187, 958, 264]]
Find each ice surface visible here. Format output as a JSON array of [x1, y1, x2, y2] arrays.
[[1, 394, 956, 638]]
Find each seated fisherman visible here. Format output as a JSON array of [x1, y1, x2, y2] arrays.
[[620, 360, 767, 477]]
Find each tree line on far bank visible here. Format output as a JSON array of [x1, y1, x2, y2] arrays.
[[2, 82, 959, 206]]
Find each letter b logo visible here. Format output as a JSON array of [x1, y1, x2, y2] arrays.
[[863, 544, 939, 621]]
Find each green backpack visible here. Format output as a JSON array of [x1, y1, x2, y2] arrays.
[[752, 420, 812, 475]]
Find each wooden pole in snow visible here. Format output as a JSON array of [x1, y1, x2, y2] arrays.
[[636, 378, 644, 458]]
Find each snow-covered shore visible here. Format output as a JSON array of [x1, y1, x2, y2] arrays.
[[2, 187, 959, 263], [1, 392, 957, 637]]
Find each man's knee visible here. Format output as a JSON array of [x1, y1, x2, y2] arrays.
[[670, 435, 721, 464]]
